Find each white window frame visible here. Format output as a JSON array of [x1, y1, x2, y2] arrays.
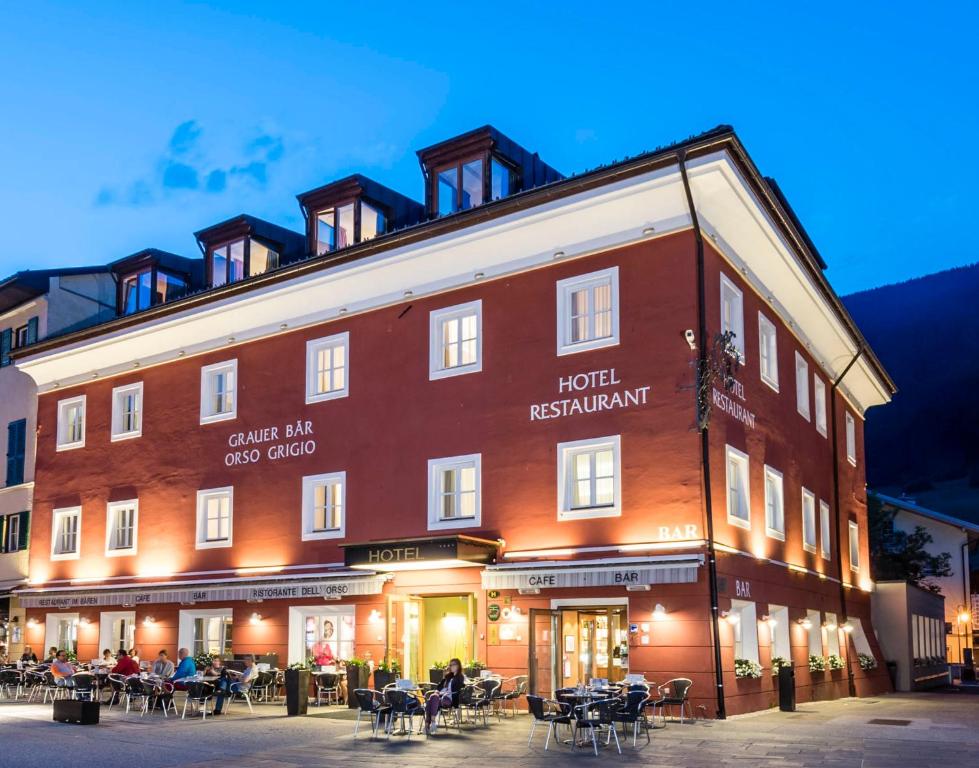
[[763, 465, 784, 541], [429, 300, 482, 380], [56, 395, 86, 451], [801, 488, 817, 554], [50, 506, 81, 561], [825, 611, 841, 657], [819, 500, 831, 560], [807, 609, 823, 657], [305, 332, 349, 404], [757, 312, 778, 391], [730, 599, 759, 663], [849, 520, 860, 571], [45, 612, 79, 655], [199, 359, 237, 424], [178, 608, 233, 658], [557, 435, 622, 522], [195, 487, 233, 549], [6, 514, 20, 552], [725, 445, 750, 530], [768, 604, 791, 660], [720, 273, 745, 361], [301, 471, 346, 541], [556, 267, 620, 355], [427, 453, 481, 531], [813, 375, 827, 437], [795, 352, 810, 421], [111, 382, 143, 441], [845, 412, 857, 466], [99, 611, 136, 655], [104, 499, 138, 557]]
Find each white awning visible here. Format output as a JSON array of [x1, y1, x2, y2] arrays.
[[482, 554, 703, 591]]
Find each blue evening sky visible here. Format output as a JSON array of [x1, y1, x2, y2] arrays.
[[0, 2, 975, 294]]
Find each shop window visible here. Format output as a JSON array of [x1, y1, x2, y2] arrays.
[[758, 312, 778, 391], [824, 611, 841, 657], [730, 599, 759, 663], [795, 352, 810, 421], [301, 471, 345, 541], [764, 465, 784, 540], [111, 382, 143, 441], [556, 267, 619, 355], [56, 395, 86, 451], [807, 609, 823, 657], [288, 606, 355, 666], [801, 489, 817, 553], [720, 274, 745, 361], [725, 445, 751, 529], [768, 604, 791, 660], [430, 300, 482, 380], [179, 609, 233, 657], [845, 412, 857, 466], [6, 418, 26, 486], [849, 520, 860, 571], [51, 506, 81, 560], [557, 436, 621, 521], [200, 359, 237, 424], [105, 499, 138, 556], [813, 376, 827, 437], [428, 453, 481, 530], [819, 500, 831, 560], [196, 487, 233, 549], [305, 332, 349, 404]]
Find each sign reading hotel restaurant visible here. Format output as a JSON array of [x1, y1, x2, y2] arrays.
[[224, 419, 317, 467], [711, 378, 755, 429], [530, 368, 650, 422]]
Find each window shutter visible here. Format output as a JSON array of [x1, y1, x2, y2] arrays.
[[0, 516, 6, 553], [18, 510, 29, 550], [0, 328, 11, 367], [6, 419, 26, 487], [26, 316, 39, 345]]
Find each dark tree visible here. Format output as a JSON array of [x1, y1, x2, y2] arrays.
[[868, 495, 952, 593]]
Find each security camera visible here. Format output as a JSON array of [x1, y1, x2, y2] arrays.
[[684, 329, 697, 350]]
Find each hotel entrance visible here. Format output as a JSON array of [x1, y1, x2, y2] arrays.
[[529, 604, 628, 695], [388, 594, 475, 681]]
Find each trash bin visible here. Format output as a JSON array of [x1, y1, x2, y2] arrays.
[[778, 665, 795, 712]]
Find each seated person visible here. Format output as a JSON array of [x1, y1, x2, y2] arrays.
[[111, 648, 141, 676], [151, 649, 175, 678], [50, 650, 76, 686], [170, 648, 197, 689], [45, 647, 58, 663], [204, 654, 226, 678], [213, 654, 258, 715], [129, 647, 141, 665], [20, 645, 38, 664], [425, 658, 465, 734], [101, 649, 115, 666]]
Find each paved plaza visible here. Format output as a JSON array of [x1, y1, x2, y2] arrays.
[[0, 693, 977, 767]]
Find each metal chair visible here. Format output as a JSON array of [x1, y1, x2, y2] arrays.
[[648, 678, 693, 724], [383, 688, 423, 737], [526, 694, 572, 750], [153, 680, 177, 717], [612, 689, 651, 746], [0, 669, 24, 699], [42, 671, 67, 703], [572, 699, 622, 755], [353, 688, 391, 738], [497, 675, 528, 717], [314, 672, 341, 706], [124, 675, 149, 713], [467, 680, 498, 726], [71, 672, 97, 702], [249, 671, 275, 703], [182, 680, 215, 719], [105, 673, 127, 708]]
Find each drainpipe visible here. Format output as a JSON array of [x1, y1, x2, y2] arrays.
[[678, 150, 726, 720], [831, 347, 863, 697]]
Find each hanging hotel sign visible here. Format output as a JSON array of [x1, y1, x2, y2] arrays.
[[343, 535, 499, 570], [17, 573, 387, 609], [530, 368, 650, 422], [482, 556, 703, 591], [224, 419, 317, 467], [711, 379, 755, 429]]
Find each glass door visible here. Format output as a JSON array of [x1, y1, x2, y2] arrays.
[[387, 595, 423, 683], [528, 609, 561, 696]]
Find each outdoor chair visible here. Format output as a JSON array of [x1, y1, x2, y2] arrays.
[[353, 688, 391, 738], [124, 675, 149, 714], [153, 680, 177, 717], [572, 699, 622, 755], [314, 672, 341, 706], [42, 671, 66, 704], [383, 688, 423, 737], [249, 671, 275, 703], [494, 675, 527, 717], [105, 673, 127, 708], [611, 689, 651, 746], [526, 694, 572, 750], [71, 672, 96, 702], [0, 669, 24, 699], [469, 679, 499, 725], [182, 680, 215, 719], [648, 678, 693, 724], [224, 678, 257, 714]]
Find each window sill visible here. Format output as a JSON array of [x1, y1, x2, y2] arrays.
[[427, 516, 480, 531], [559, 505, 621, 522], [301, 529, 345, 541], [429, 362, 482, 381], [110, 430, 142, 443], [803, 544, 817, 555], [200, 411, 236, 425], [0, 481, 34, 495], [727, 515, 751, 530], [50, 551, 80, 561], [765, 528, 785, 542], [796, 409, 811, 422], [105, 548, 137, 558], [305, 389, 349, 405], [761, 376, 779, 394], [55, 440, 85, 452], [195, 539, 233, 550], [557, 336, 619, 357]]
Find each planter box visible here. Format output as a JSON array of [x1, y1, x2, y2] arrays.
[[373, 670, 396, 690], [430, 668, 445, 684], [345, 665, 368, 708], [284, 669, 310, 716]]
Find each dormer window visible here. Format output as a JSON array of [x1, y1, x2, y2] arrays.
[[315, 200, 387, 255], [119, 266, 189, 315], [437, 159, 484, 215], [208, 237, 279, 287]]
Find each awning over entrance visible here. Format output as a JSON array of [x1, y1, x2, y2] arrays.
[[16, 570, 388, 609], [343, 534, 500, 571], [482, 554, 704, 591]]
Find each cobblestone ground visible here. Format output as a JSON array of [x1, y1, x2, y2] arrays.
[[0, 693, 977, 767]]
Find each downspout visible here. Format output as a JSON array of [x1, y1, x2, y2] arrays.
[[962, 539, 971, 662], [831, 347, 863, 697], [678, 150, 726, 720]]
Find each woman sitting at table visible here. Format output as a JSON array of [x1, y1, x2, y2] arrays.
[[20, 646, 37, 664], [424, 657, 465, 735], [44, 647, 58, 663], [101, 649, 115, 666]]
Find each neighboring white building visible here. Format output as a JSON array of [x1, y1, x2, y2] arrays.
[[870, 491, 978, 664], [0, 267, 114, 658]]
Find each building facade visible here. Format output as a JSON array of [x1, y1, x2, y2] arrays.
[[13, 125, 894, 716]]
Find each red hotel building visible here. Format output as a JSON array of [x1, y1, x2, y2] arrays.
[[13, 125, 895, 716]]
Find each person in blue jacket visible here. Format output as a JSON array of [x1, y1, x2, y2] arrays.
[[171, 647, 197, 689]]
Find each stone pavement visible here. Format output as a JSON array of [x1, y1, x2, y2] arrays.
[[1, 693, 977, 767]]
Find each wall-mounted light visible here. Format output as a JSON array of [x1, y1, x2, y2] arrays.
[[368, 609, 382, 624], [652, 604, 667, 621], [641, 226, 656, 236], [958, 610, 971, 624], [27, 617, 38, 627], [763, 615, 777, 630], [143, 616, 155, 627], [841, 622, 853, 633], [625, 584, 650, 592], [474, 272, 485, 280], [518, 588, 540, 596], [798, 617, 813, 630], [249, 612, 262, 626], [721, 610, 739, 626], [79, 617, 91, 626], [823, 620, 837, 631], [552, 250, 565, 259]]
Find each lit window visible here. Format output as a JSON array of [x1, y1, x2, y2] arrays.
[[196, 487, 233, 549], [306, 333, 349, 404], [210, 238, 277, 285], [200, 360, 237, 424], [105, 500, 138, 556], [795, 352, 810, 421], [316, 203, 355, 254], [819, 500, 831, 560], [730, 599, 759, 663], [725, 445, 750, 529], [768, 605, 791, 660], [121, 269, 153, 314], [825, 611, 841, 657], [802, 488, 817, 553], [436, 159, 484, 215], [764, 465, 784, 540], [361, 202, 386, 242], [111, 382, 143, 441], [849, 520, 860, 571], [758, 313, 778, 391], [180, 610, 233, 658], [301, 472, 346, 541], [558, 436, 621, 521], [428, 454, 481, 530], [51, 506, 81, 560], [430, 301, 482, 380], [556, 267, 619, 355], [814, 376, 827, 437], [156, 271, 188, 304], [720, 274, 745, 360], [845, 412, 857, 466], [56, 395, 86, 451], [807, 609, 823, 657]]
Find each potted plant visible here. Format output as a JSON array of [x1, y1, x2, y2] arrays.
[[284, 661, 311, 716], [857, 653, 877, 671], [827, 653, 845, 671], [429, 660, 447, 684], [344, 658, 369, 708], [373, 659, 401, 690], [463, 659, 486, 678], [194, 652, 213, 671], [734, 658, 762, 679], [808, 654, 827, 673], [770, 656, 791, 676]]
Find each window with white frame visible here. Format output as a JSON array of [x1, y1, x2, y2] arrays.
[[105, 499, 138, 556], [725, 445, 750, 529], [845, 412, 857, 465], [430, 301, 482, 379], [720, 274, 745, 360], [768, 604, 791, 661], [428, 454, 481, 530], [730, 599, 759, 663], [305, 332, 349, 403], [51, 506, 81, 560], [758, 312, 778, 390], [848, 618, 873, 657], [6, 514, 20, 552], [819, 500, 831, 560], [56, 395, 86, 450], [301, 471, 345, 540], [111, 382, 143, 441], [802, 488, 817, 553], [179, 609, 233, 658], [764, 465, 784, 540], [848, 520, 860, 571], [200, 360, 237, 423], [824, 611, 841, 657], [196, 487, 233, 548], [556, 267, 619, 355], [813, 376, 827, 437], [557, 436, 621, 521], [807, 608, 823, 657], [795, 352, 810, 421]]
